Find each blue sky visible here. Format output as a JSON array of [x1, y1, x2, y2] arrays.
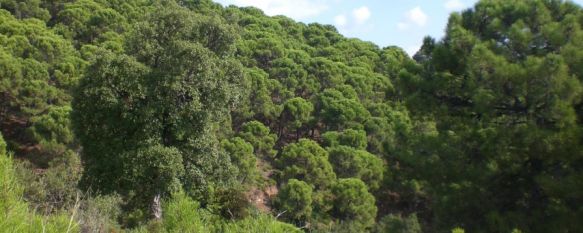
[[214, 0, 583, 56]]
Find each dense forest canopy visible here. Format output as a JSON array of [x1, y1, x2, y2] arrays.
[[0, 0, 582, 232]]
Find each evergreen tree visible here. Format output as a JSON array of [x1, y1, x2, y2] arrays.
[[275, 179, 313, 223]]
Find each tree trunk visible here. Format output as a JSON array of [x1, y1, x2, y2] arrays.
[[296, 128, 300, 142], [151, 193, 162, 220]]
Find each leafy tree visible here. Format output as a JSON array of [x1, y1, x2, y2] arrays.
[[0, 9, 83, 165], [344, 69, 392, 104], [322, 129, 367, 150], [365, 103, 414, 155], [4, 0, 583, 231], [270, 57, 312, 98], [330, 178, 377, 232], [275, 179, 313, 222], [307, 57, 343, 90], [55, 0, 126, 45], [122, 145, 184, 209], [280, 97, 314, 140], [328, 146, 384, 191], [377, 46, 411, 79], [317, 87, 370, 130], [221, 137, 258, 185], [25, 106, 75, 164], [72, 1, 243, 216], [0, 0, 50, 21], [237, 121, 278, 159], [250, 37, 285, 69], [234, 68, 282, 124], [405, 1, 583, 232], [28, 106, 74, 147], [276, 139, 336, 189]]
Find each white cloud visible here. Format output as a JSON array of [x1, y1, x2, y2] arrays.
[[397, 6, 428, 30], [334, 14, 347, 27], [397, 22, 409, 30], [407, 7, 428, 26], [216, 0, 329, 20], [444, 0, 464, 11], [333, 6, 372, 34], [352, 6, 371, 24]]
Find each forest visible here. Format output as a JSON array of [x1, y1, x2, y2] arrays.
[[0, 0, 582, 232]]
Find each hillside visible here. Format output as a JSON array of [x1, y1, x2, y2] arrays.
[[0, 0, 582, 232]]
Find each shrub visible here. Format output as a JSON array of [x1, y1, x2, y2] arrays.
[[375, 214, 422, 233], [162, 192, 208, 233], [77, 194, 123, 233], [15, 150, 82, 214], [160, 192, 301, 233], [0, 133, 79, 233]]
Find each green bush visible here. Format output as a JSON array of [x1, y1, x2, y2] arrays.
[[161, 192, 207, 233], [77, 194, 123, 233], [0, 133, 79, 233], [213, 187, 251, 220], [375, 214, 422, 233], [15, 150, 82, 214], [160, 192, 301, 233], [0, 133, 6, 155], [219, 214, 303, 233]]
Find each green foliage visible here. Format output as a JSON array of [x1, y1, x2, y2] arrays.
[[123, 145, 184, 208], [1, 0, 582, 232], [330, 178, 377, 232], [221, 137, 259, 185], [365, 103, 413, 155], [238, 121, 278, 159], [0, 8, 84, 165], [0, 132, 6, 156], [16, 151, 81, 213], [404, 1, 583, 232], [281, 97, 314, 131], [275, 179, 313, 222], [161, 192, 207, 233], [277, 139, 336, 189], [235, 67, 282, 122], [317, 87, 370, 130], [160, 192, 301, 233], [212, 187, 251, 220], [322, 129, 367, 150], [218, 215, 302, 233], [77, 194, 123, 233], [328, 146, 384, 191], [28, 106, 74, 146], [0, 133, 79, 232], [55, 0, 127, 45], [374, 214, 422, 233], [0, 0, 50, 21], [72, 1, 243, 210], [451, 227, 465, 233]]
